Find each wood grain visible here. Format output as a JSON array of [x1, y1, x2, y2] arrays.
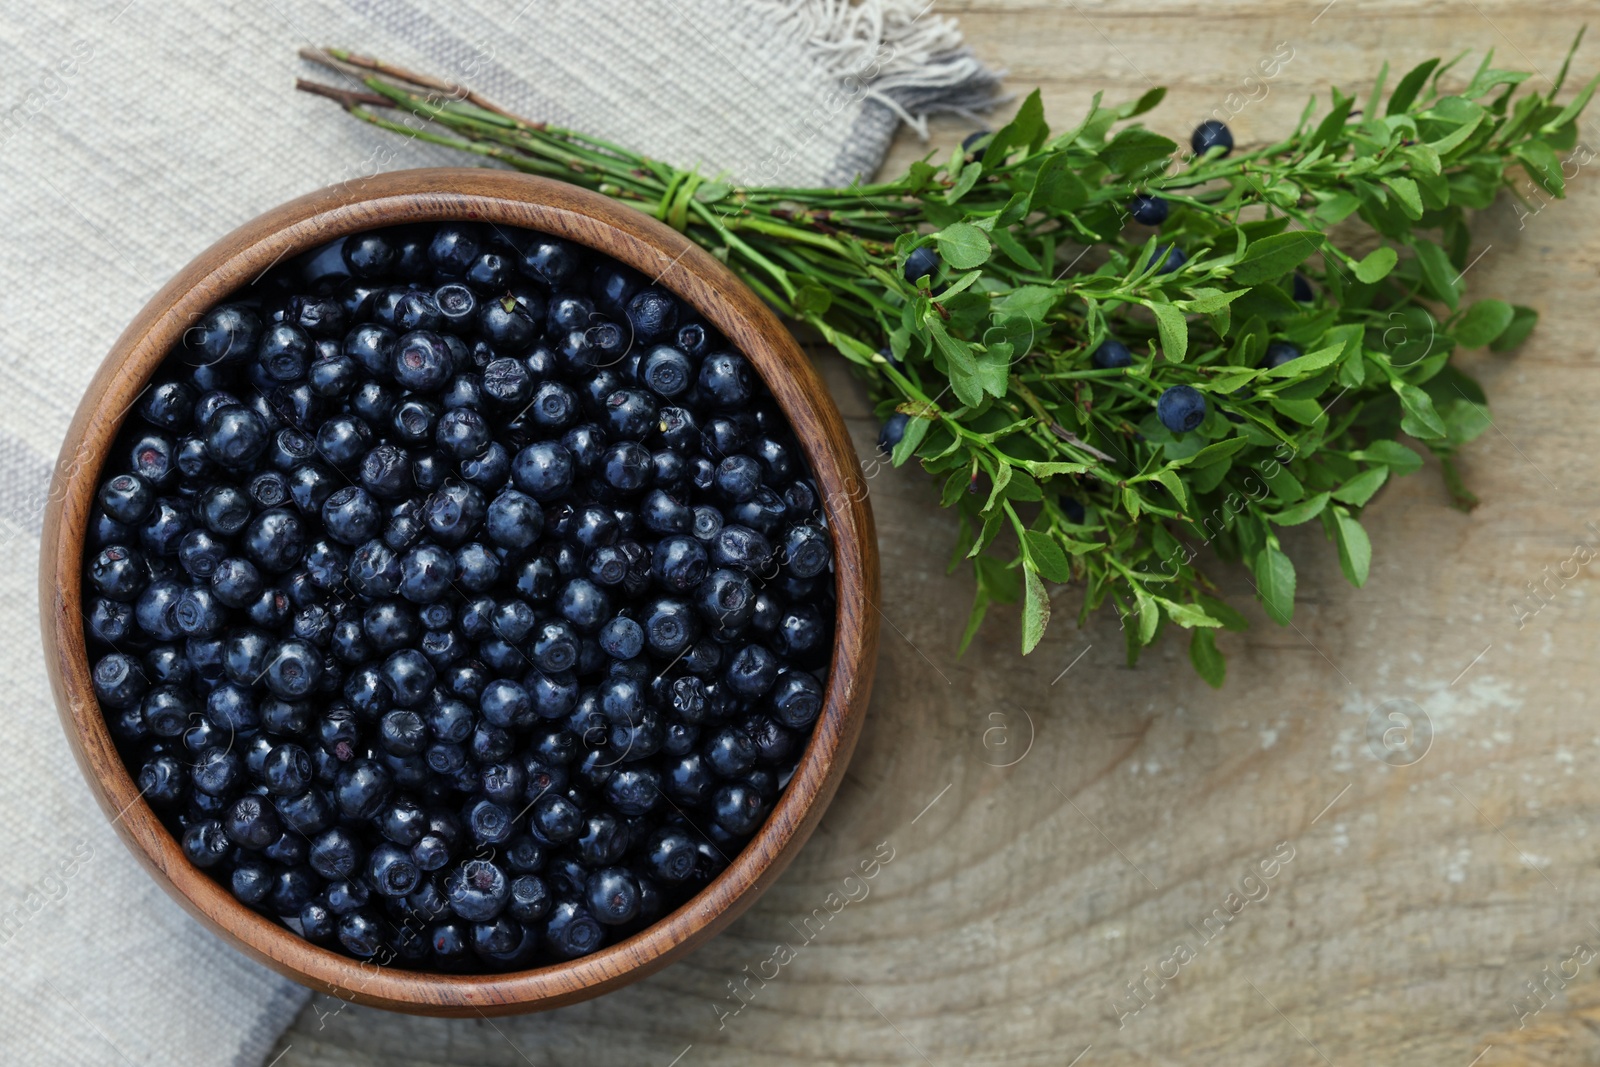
[[269, 2, 1600, 1064], [38, 169, 879, 1016]]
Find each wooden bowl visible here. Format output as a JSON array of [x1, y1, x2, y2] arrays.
[[39, 168, 879, 1015]]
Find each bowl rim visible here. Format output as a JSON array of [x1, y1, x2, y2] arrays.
[[39, 167, 879, 1016]]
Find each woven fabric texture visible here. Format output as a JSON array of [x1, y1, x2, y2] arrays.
[[0, 2, 994, 1064]]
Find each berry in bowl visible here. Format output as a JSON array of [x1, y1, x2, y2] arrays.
[[42, 169, 878, 1014]]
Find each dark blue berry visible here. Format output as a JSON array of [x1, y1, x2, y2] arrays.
[[435, 407, 490, 459], [185, 305, 260, 367], [205, 407, 269, 469], [1264, 341, 1300, 368], [321, 486, 381, 545], [1092, 338, 1133, 369], [625, 288, 678, 343], [698, 352, 754, 409], [878, 412, 909, 456], [1149, 245, 1187, 274], [585, 867, 640, 925], [640, 344, 694, 399], [423, 480, 486, 546], [242, 509, 306, 573], [782, 524, 831, 579], [1157, 385, 1208, 433], [100, 473, 154, 524], [903, 245, 940, 284], [770, 670, 825, 728], [1129, 193, 1170, 225], [343, 233, 395, 279], [1191, 119, 1234, 158], [712, 782, 765, 835], [543, 899, 603, 959], [511, 442, 573, 501]]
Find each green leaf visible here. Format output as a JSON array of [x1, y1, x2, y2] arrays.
[[792, 281, 833, 316], [1023, 460, 1091, 478], [990, 225, 1041, 270], [1121, 485, 1143, 522], [1199, 595, 1250, 632], [1151, 303, 1189, 362], [995, 285, 1061, 322], [1353, 246, 1398, 283], [1101, 127, 1179, 174], [983, 462, 1013, 512], [1544, 70, 1600, 132], [1253, 545, 1297, 626], [957, 584, 990, 656], [1268, 397, 1327, 425], [1394, 380, 1448, 438], [1023, 530, 1072, 583], [1158, 598, 1223, 629], [1489, 304, 1538, 352], [692, 181, 731, 204], [1387, 58, 1440, 115], [890, 413, 931, 466], [1428, 113, 1485, 160], [1263, 342, 1343, 378], [1171, 437, 1249, 467], [1513, 139, 1567, 197], [1032, 154, 1093, 213], [997, 191, 1031, 226], [972, 344, 1012, 400], [1315, 191, 1362, 225], [1134, 584, 1159, 646], [1384, 175, 1424, 219], [946, 363, 983, 410], [1554, 27, 1586, 92], [1231, 232, 1326, 286], [1403, 142, 1442, 176], [1200, 368, 1263, 394], [1351, 440, 1423, 475], [1266, 492, 1330, 526], [1367, 59, 1390, 117], [1153, 468, 1189, 510], [1453, 298, 1515, 348], [967, 508, 1004, 558], [983, 89, 1048, 166], [1181, 287, 1248, 314], [928, 318, 984, 408], [932, 223, 991, 269], [1119, 85, 1168, 118], [1021, 565, 1050, 654], [945, 161, 983, 204], [1264, 461, 1304, 503], [1123, 601, 1145, 667], [941, 469, 969, 508], [1003, 469, 1043, 502], [1309, 90, 1355, 150], [1192, 459, 1232, 493], [1440, 398, 1492, 447], [1412, 239, 1461, 309], [1189, 629, 1226, 688], [1333, 510, 1372, 586], [1330, 466, 1389, 506], [938, 269, 984, 300], [1464, 65, 1529, 99]]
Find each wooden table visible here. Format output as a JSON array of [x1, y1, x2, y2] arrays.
[[276, 3, 1600, 1063]]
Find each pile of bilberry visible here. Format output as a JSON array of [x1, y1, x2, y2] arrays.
[[82, 222, 836, 971]]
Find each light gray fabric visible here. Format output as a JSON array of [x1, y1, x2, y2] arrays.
[[0, 2, 995, 1066]]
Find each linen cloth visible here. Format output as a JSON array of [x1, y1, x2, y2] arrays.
[[0, 1, 996, 1065]]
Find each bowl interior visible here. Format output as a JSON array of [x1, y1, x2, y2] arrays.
[[41, 168, 878, 1015]]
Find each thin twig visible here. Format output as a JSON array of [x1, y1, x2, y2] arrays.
[[313, 46, 524, 122], [293, 78, 391, 111]]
